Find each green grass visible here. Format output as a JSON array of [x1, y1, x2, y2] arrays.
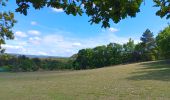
[[0, 60, 170, 100]]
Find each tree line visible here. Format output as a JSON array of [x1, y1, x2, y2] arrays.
[[0, 55, 73, 72], [73, 27, 170, 69], [0, 26, 170, 72]]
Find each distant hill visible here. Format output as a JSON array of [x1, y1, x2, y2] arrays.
[[6, 53, 68, 59]]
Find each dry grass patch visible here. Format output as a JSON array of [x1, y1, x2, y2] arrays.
[[0, 60, 170, 100]]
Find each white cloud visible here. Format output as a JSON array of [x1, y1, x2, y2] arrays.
[[2, 44, 22, 49], [43, 35, 64, 44], [36, 51, 48, 56], [2, 44, 26, 54], [28, 37, 41, 45], [15, 31, 27, 38], [108, 27, 118, 33], [30, 21, 37, 26], [28, 30, 41, 36], [2, 44, 49, 56], [17, 41, 27, 46], [4, 28, 140, 57], [72, 42, 81, 47], [51, 8, 64, 13]]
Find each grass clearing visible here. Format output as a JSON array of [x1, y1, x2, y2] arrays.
[[0, 60, 170, 100]]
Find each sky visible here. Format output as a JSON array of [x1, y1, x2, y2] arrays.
[[1, 0, 170, 57]]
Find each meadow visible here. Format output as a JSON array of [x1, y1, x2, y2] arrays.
[[0, 60, 170, 100]]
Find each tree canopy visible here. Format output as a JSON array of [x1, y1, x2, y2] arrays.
[[156, 25, 170, 59], [15, 0, 143, 28], [14, 0, 170, 28], [73, 31, 158, 70], [140, 29, 157, 60]]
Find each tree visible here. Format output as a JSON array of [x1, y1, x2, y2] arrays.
[[105, 43, 114, 65], [74, 48, 94, 69], [122, 38, 136, 63], [140, 29, 157, 61], [93, 45, 107, 67], [14, 0, 170, 28], [123, 38, 135, 53], [15, 0, 143, 28], [156, 26, 170, 59], [153, 0, 170, 19], [134, 43, 144, 61], [0, 1, 17, 53], [141, 29, 155, 51], [32, 58, 41, 69], [103, 43, 123, 65], [111, 43, 123, 64]]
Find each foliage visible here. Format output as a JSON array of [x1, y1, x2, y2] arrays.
[[13, 0, 170, 28], [15, 0, 143, 28], [123, 38, 135, 53], [0, 0, 17, 53], [0, 54, 73, 72], [74, 41, 132, 69], [156, 25, 170, 59], [153, 0, 170, 19], [74, 29, 159, 70], [122, 39, 137, 63], [140, 29, 157, 61]]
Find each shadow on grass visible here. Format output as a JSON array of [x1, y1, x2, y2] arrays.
[[127, 60, 170, 81]]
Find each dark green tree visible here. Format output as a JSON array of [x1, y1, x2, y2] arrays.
[[74, 48, 94, 69], [123, 38, 135, 53], [105, 43, 114, 65], [122, 38, 136, 63], [134, 43, 144, 61], [156, 25, 170, 59], [32, 58, 41, 69], [93, 45, 107, 67], [100, 43, 123, 66], [111, 43, 123, 64], [141, 29, 155, 51], [140, 29, 157, 61]]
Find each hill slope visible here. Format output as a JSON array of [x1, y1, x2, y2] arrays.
[[0, 60, 170, 100]]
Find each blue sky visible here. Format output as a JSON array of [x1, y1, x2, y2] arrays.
[[2, 1, 170, 57]]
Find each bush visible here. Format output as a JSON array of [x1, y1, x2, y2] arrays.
[[0, 66, 11, 72]]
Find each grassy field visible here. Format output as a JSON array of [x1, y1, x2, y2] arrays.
[[0, 60, 170, 100]]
